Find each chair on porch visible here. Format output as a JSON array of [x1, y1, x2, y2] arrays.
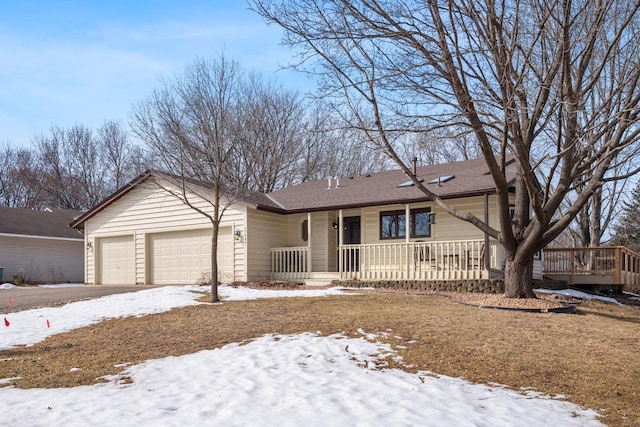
[[414, 241, 434, 270], [466, 244, 485, 270]]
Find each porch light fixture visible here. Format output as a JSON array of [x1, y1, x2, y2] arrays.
[[86, 241, 93, 251], [427, 212, 436, 224], [332, 222, 338, 230]]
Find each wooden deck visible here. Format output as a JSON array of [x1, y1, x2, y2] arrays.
[[543, 246, 640, 293]]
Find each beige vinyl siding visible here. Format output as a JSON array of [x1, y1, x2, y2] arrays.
[[0, 235, 83, 283], [85, 178, 247, 284], [246, 209, 287, 281], [362, 197, 487, 244], [135, 233, 146, 284], [286, 213, 309, 247], [311, 212, 330, 271]]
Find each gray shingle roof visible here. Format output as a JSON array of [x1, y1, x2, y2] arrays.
[[71, 158, 512, 227], [0, 206, 84, 239], [265, 157, 512, 212]]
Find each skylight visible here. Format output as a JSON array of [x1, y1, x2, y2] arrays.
[[427, 175, 455, 184], [397, 178, 424, 188]]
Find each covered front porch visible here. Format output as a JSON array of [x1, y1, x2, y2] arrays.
[[270, 239, 504, 282]]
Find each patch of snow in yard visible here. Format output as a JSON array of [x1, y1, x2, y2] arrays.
[[0, 286, 205, 350], [39, 283, 85, 288], [535, 288, 623, 305], [0, 284, 605, 426], [0, 332, 603, 427], [219, 285, 352, 300]]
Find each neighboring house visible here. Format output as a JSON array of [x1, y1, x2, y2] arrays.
[[71, 157, 543, 286], [0, 206, 84, 283]]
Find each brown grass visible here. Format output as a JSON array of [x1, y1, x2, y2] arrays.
[[0, 290, 639, 426]]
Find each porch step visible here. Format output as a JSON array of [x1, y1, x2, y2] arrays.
[[304, 272, 340, 287]]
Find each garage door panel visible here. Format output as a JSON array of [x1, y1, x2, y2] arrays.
[[149, 228, 233, 285], [98, 235, 135, 285]]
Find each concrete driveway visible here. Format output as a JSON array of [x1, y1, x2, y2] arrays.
[[0, 284, 162, 314]]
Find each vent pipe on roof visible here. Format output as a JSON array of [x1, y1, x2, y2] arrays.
[[327, 177, 332, 189], [335, 176, 340, 188], [412, 157, 417, 177]]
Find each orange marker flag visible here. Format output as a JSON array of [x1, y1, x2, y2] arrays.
[[7, 299, 12, 306], [46, 320, 50, 328], [4, 317, 9, 327]]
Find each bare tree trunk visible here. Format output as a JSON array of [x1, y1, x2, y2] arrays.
[[210, 184, 220, 303], [503, 254, 536, 298], [210, 229, 220, 303]]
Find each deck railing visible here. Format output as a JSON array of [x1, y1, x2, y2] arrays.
[[543, 246, 640, 292]]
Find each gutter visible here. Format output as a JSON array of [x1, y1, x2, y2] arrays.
[[0, 232, 83, 242]]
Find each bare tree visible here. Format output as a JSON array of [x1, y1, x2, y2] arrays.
[[253, 0, 640, 298], [0, 143, 43, 209], [228, 73, 308, 192], [97, 120, 147, 189], [298, 103, 390, 181], [131, 55, 246, 303], [32, 122, 145, 210]]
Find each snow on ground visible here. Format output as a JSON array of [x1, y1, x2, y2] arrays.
[[535, 288, 623, 305], [0, 285, 604, 426]]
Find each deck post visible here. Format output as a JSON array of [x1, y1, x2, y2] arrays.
[[615, 246, 622, 285], [570, 247, 575, 286]]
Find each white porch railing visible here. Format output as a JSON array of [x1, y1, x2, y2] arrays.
[[270, 246, 310, 280], [270, 240, 502, 281], [340, 240, 500, 281]]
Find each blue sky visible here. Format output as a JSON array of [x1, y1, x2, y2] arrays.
[[0, 1, 312, 147]]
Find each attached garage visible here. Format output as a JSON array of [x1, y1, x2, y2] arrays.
[[72, 172, 258, 285], [97, 235, 135, 285], [148, 227, 233, 285]]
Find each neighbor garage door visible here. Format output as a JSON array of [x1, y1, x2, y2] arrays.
[[98, 235, 135, 285], [149, 228, 233, 285]]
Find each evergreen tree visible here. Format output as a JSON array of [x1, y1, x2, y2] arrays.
[[611, 182, 640, 252]]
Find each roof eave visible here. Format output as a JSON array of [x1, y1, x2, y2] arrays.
[[70, 170, 153, 229], [259, 188, 508, 215]]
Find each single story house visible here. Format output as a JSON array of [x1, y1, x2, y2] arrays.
[[71, 157, 542, 285], [0, 206, 84, 283]]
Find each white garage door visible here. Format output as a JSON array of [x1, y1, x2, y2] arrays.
[[149, 228, 233, 285], [98, 235, 135, 285]]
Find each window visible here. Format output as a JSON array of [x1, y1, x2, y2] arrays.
[[380, 208, 432, 240], [301, 219, 308, 242]]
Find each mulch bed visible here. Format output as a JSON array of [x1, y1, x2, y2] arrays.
[[224, 280, 637, 312]]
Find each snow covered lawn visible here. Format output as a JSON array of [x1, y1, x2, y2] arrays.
[[0, 285, 604, 426]]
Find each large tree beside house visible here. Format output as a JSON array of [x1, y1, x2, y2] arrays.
[[253, 0, 640, 298]]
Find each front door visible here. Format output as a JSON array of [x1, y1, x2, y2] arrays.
[[343, 216, 361, 271]]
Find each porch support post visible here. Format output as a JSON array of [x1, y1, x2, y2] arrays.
[[307, 212, 312, 275], [405, 204, 410, 277], [338, 209, 343, 276], [484, 194, 490, 273]]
